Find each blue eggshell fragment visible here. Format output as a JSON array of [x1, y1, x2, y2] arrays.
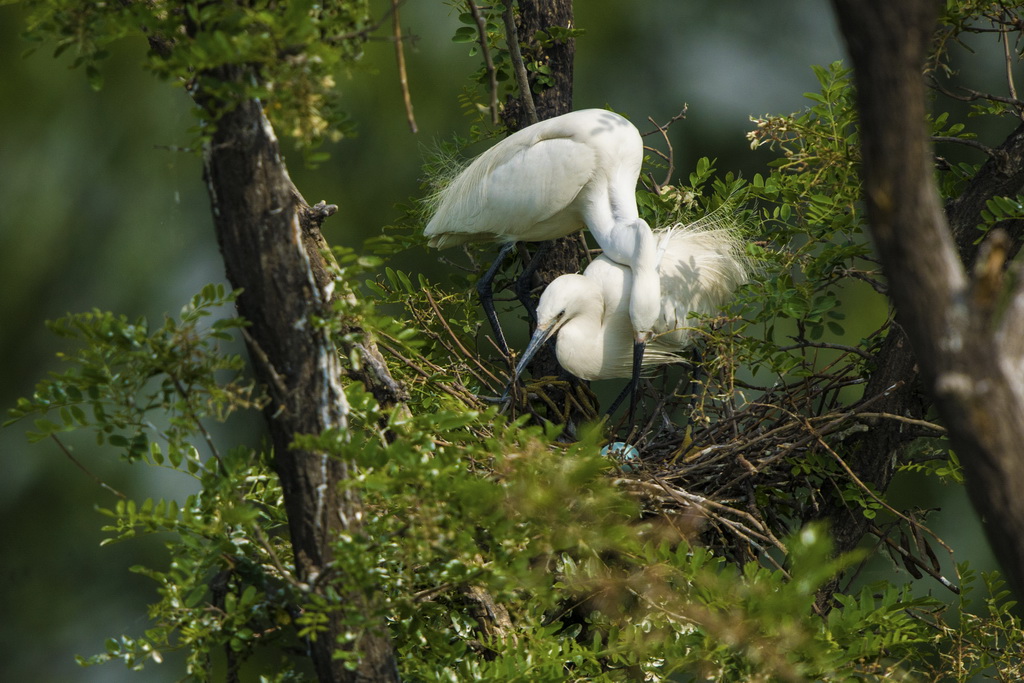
[[600, 442, 640, 472]]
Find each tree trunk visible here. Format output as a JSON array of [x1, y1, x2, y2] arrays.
[[815, 103, 1024, 611], [510, 0, 577, 299], [201, 72, 399, 682], [830, 0, 1024, 602], [501, 0, 599, 422]]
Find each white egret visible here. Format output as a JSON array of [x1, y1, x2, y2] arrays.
[[507, 221, 748, 415], [424, 109, 660, 355]]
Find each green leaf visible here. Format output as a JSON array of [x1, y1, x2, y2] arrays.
[[453, 26, 477, 43]]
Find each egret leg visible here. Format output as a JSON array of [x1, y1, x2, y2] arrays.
[[477, 242, 517, 356], [628, 340, 646, 424], [592, 343, 646, 423], [513, 240, 553, 328], [605, 379, 636, 417]]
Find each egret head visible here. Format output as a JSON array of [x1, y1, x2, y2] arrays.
[[503, 274, 602, 398]]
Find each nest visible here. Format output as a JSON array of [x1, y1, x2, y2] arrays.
[[378, 279, 953, 591]]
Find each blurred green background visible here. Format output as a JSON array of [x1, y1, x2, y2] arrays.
[[0, 1, 1002, 680]]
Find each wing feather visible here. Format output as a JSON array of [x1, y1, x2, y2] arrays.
[[425, 126, 597, 247]]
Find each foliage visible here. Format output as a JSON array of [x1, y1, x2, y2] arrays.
[[14, 0, 373, 148], [9, 257, 1024, 681], [7, 0, 1024, 681], [448, 0, 584, 135], [11, 280, 1024, 680], [6, 285, 260, 463]]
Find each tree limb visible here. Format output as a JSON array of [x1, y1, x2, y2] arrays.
[[831, 0, 1024, 602], [198, 67, 400, 681]]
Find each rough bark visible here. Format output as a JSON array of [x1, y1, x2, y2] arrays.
[[503, 0, 575, 128], [820, 121, 1024, 572], [200, 70, 399, 682], [831, 0, 1024, 601], [498, 0, 599, 422], [509, 0, 577, 299]]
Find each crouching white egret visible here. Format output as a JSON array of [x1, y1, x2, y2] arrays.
[[424, 108, 660, 355], [506, 221, 748, 417]]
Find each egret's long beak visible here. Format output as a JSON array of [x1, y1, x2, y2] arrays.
[[501, 323, 558, 403]]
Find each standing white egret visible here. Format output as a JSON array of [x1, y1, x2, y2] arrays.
[[506, 221, 748, 415], [424, 109, 660, 356]]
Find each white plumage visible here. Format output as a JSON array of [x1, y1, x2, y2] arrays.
[[425, 108, 646, 252], [424, 109, 662, 351], [512, 221, 748, 383]]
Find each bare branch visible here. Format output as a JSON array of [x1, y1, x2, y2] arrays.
[[869, 523, 961, 593], [170, 378, 225, 470], [1003, 19, 1019, 103], [51, 434, 126, 499], [466, 0, 500, 126], [327, 0, 411, 44], [503, 3, 538, 125], [932, 135, 998, 157], [641, 107, 687, 191], [777, 339, 877, 362], [929, 75, 1024, 117], [391, 0, 417, 133]]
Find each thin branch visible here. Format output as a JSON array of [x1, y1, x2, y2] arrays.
[[252, 525, 306, 590], [642, 107, 688, 191], [837, 267, 888, 294], [391, 0, 417, 133], [929, 75, 1024, 114], [1003, 18, 1019, 104], [466, 0, 500, 126], [423, 289, 505, 388], [869, 523, 960, 593], [172, 378, 226, 470], [378, 339, 483, 406], [855, 412, 947, 433], [777, 339, 877, 362], [807, 420, 954, 557], [51, 434, 127, 499], [932, 135, 999, 157], [327, 0, 411, 44], [502, 3, 538, 124], [241, 328, 290, 406]]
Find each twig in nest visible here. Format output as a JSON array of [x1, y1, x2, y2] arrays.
[[627, 476, 789, 565], [424, 289, 505, 388]]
